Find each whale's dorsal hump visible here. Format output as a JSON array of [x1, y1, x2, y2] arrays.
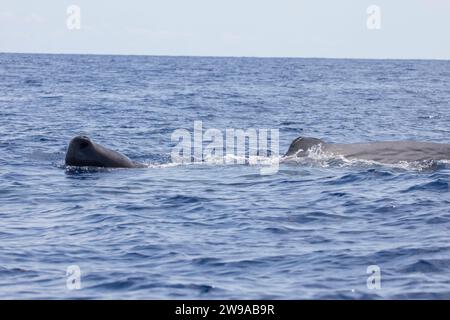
[[285, 137, 324, 157]]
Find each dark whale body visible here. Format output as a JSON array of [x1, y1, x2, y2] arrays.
[[285, 137, 450, 164], [65, 136, 145, 168]]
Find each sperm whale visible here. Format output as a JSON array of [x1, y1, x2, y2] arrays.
[[285, 137, 450, 164], [65, 135, 145, 168]]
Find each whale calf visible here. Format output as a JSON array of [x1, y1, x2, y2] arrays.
[[285, 137, 450, 164], [65, 135, 145, 168]]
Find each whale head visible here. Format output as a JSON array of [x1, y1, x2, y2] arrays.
[[65, 135, 138, 168], [284, 137, 324, 157], [65, 135, 104, 167]]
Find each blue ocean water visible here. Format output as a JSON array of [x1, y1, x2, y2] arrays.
[[1, 53, 450, 299]]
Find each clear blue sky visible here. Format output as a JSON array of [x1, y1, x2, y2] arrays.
[[0, 0, 449, 59]]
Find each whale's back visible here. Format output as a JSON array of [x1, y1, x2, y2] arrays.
[[325, 141, 450, 163]]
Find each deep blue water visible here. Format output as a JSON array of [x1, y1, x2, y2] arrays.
[[1, 53, 450, 299]]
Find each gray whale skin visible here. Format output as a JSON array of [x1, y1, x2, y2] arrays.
[[285, 137, 450, 164], [65, 135, 145, 168]]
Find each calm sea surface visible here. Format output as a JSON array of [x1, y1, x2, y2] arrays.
[[1, 53, 450, 299]]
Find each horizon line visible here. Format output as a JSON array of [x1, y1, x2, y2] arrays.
[[1, 50, 449, 62]]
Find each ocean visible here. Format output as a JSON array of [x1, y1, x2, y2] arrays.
[[1, 53, 450, 299]]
